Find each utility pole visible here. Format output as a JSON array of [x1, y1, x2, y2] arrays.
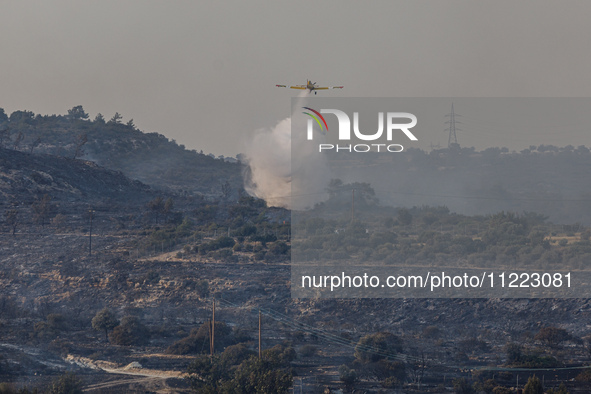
[[208, 320, 212, 358], [444, 103, 461, 148], [351, 189, 355, 222], [211, 299, 215, 356], [258, 309, 262, 359], [88, 208, 94, 256]]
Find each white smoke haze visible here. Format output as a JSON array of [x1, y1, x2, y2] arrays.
[[243, 117, 292, 208], [243, 96, 330, 210]]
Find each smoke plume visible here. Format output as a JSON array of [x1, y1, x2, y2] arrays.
[[243, 97, 330, 209]]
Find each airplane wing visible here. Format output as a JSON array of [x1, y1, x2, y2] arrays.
[[276, 84, 307, 90], [315, 86, 344, 90]]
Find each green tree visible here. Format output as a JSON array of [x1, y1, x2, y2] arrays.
[[523, 375, 543, 394], [546, 383, 569, 394], [93, 113, 105, 124], [397, 208, 413, 226], [534, 327, 571, 348], [195, 279, 210, 298], [163, 198, 174, 221], [326, 178, 344, 198], [47, 372, 83, 394], [505, 343, 523, 364], [338, 365, 358, 392], [34, 321, 58, 340], [147, 196, 165, 223], [0, 108, 8, 123], [186, 355, 230, 393], [109, 112, 123, 124], [452, 377, 473, 394], [46, 313, 66, 330], [109, 315, 150, 346], [372, 359, 407, 382], [261, 343, 296, 367], [67, 105, 89, 120], [227, 356, 292, 394], [219, 343, 256, 367], [91, 308, 119, 341], [147, 197, 164, 212], [186, 353, 292, 394], [354, 332, 403, 363], [166, 321, 232, 355], [326, 179, 378, 207], [4, 208, 18, 236], [472, 378, 498, 393], [492, 387, 513, 394], [483, 212, 528, 246], [9, 110, 34, 124]]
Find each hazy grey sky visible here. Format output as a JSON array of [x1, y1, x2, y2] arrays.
[[1, 1, 591, 156]]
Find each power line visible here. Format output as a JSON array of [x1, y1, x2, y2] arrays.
[[215, 297, 591, 374], [216, 297, 415, 363]]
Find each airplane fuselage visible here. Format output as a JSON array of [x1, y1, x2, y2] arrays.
[[275, 79, 342, 95]]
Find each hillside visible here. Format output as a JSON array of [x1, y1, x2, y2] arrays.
[[0, 107, 242, 195], [327, 144, 591, 224], [3, 107, 591, 222], [3, 108, 591, 392], [2, 193, 591, 392], [0, 147, 152, 204]]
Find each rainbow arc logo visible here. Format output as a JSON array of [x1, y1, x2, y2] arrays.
[[302, 107, 328, 134]]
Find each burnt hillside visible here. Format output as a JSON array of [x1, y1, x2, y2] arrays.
[[0, 147, 153, 205], [0, 107, 242, 195]]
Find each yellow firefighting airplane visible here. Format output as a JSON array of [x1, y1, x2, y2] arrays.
[[275, 79, 344, 95]]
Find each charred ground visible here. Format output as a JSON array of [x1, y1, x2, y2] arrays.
[[2, 109, 591, 393]]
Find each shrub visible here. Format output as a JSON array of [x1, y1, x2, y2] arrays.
[[195, 279, 210, 298], [576, 368, 591, 382], [228, 356, 292, 394], [338, 365, 358, 392], [262, 343, 296, 367], [382, 376, 400, 389], [523, 375, 543, 394], [299, 345, 317, 357], [109, 316, 150, 346], [354, 332, 402, 363], [268, 241, 289, 255], [534, 327, 571, 347], [166, 321, 232, 355], [452, 377, 473, 394], [199, 236, 235, 254], [46, 313, 66, 330], [219, 343, 256, 367], [47, 372, 83, 394]]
